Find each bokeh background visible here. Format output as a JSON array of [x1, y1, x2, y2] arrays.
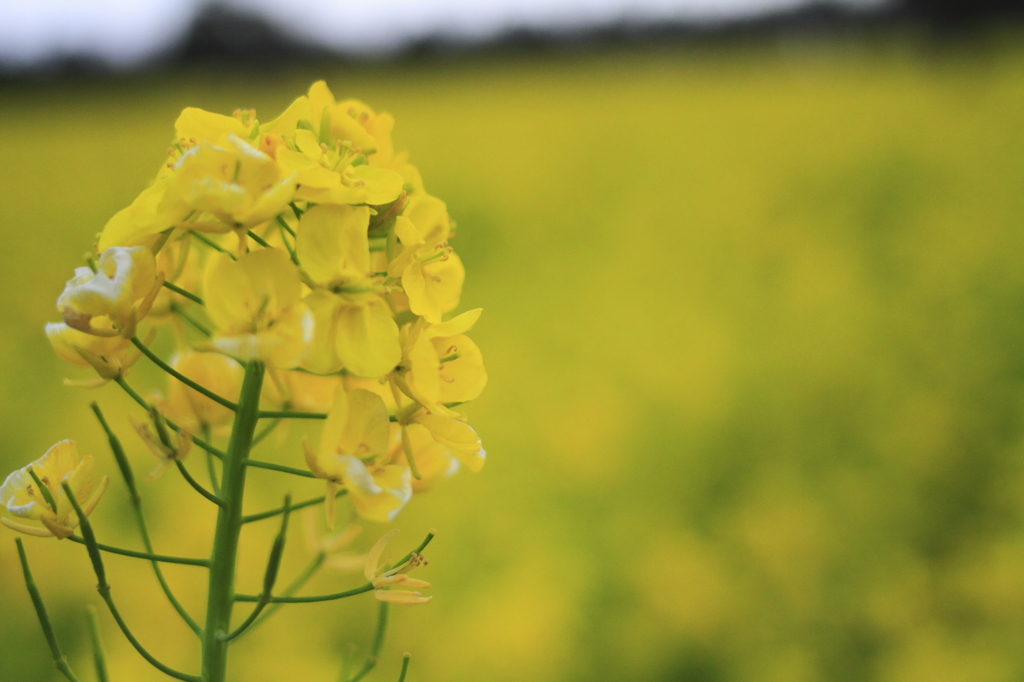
[[2, 2, 1024, 681]]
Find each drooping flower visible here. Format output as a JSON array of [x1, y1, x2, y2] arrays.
[[129, 407, 193, 480], [57, 246, 162, 339], [364, 530, 432, 605], [45, 320, 141, 384], [0, 441, 109, 539], [202, 248, 314, 367], [297, 204, 401, 378], [304, 385, 411, 525]]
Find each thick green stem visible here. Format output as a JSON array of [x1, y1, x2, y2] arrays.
[[201, 361, 265, 682]]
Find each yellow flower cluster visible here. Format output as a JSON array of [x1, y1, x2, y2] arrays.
[[20, 81, 487, 530]]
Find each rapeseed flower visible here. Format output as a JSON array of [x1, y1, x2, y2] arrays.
[[364, 530, 431, 605], [57, 246, 162, 339], [202, 248, 314, 367], [0, 441, 109, 539], [304, 385, 412, 525]]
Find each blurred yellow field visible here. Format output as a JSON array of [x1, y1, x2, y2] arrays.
[[2, 39, 1024, 681]]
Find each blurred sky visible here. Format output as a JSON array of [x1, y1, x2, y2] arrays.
[[0, 0, 885, 69]]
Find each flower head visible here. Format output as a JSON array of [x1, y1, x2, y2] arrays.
[[364, 530, 432, 605], [304, 385, 411, 525], [0, 441, 109, 539], [203, 248, 314, 367], [57, 246, 162, 339], [297, 204, 401, 378]]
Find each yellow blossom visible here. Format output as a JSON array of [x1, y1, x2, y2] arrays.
[[160, 351, 244, 433], [387, 195, 464, 323], [57, 246, 162, 338], [364, 530, 432, 605], [45, 320, 141, 383], [392, 308, 485, 415], [164, 134, 297, 231], [297, 204, 401, 378], [0, 441, 109, 539], [202, 248, 314, 367], [406, 412, 486, 474], [304, 385, 411, 525], [261, 81, 404, 207], [388, 422, 459, 492]]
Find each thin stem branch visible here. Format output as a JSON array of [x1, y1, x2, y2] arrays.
[[162, 281, 204, 306], [15, 538, 82, 682], [243, 458, 318, 479], [66, 536, 210, 567], [131, 337, 239, 411], [219, 496, 292, 643], [251, 418, 281, 447], [90, 402, 204, 634], [192, 231, 236, 260], [348, 602, 389, 682], [175, 460, 227, 507], [205, 425, 221, 495], [247, 230, 272, 249], [248, 553, 325, 633], [170, 303, 212, 337], [236, 532, 435, 604], [62, 483, 201, 682], [257, 409, 327, 420], [85, 605, 109, 682], [397, 654, 411, 682], [242, 489, 347, 525]]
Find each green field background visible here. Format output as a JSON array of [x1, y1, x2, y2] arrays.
[[2, 38, 1024, 681]]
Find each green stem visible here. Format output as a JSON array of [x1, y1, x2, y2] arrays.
[[66, 536, 209, 567], [247, 553, 325, 633], [171, 303, 212, 337], [257, 409, 326, 420], [62, 483, 200, 681], [242, 489, 347, 525], [163, 281, 204, 306], [131, 337, 239, 411], [15, 538, 82, 682], [397, 654, 411, 682], [201, 361, 265, 682], [243, 458, 317, 478], [236, 531, 435, 605], [85, 605, 109, 682], [218, 496, 291, 643], [348, 602, 389, 682], [251, 418, 281, 447], [192, 231, 237, 260], [90, 402, 204, 634], [175, 460, 227, 508], [247, 230, 272, 249]]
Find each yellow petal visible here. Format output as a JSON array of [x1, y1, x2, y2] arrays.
[[414, 414, 485, 473], [175, 107, 248, 143], [301, 290, 344, 374], [365, 529, 400, 580], [425, 308, 482, 339], [297, 205, 371, 284], [334, 299, 401, 378], [433, 333, 487, 403]]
